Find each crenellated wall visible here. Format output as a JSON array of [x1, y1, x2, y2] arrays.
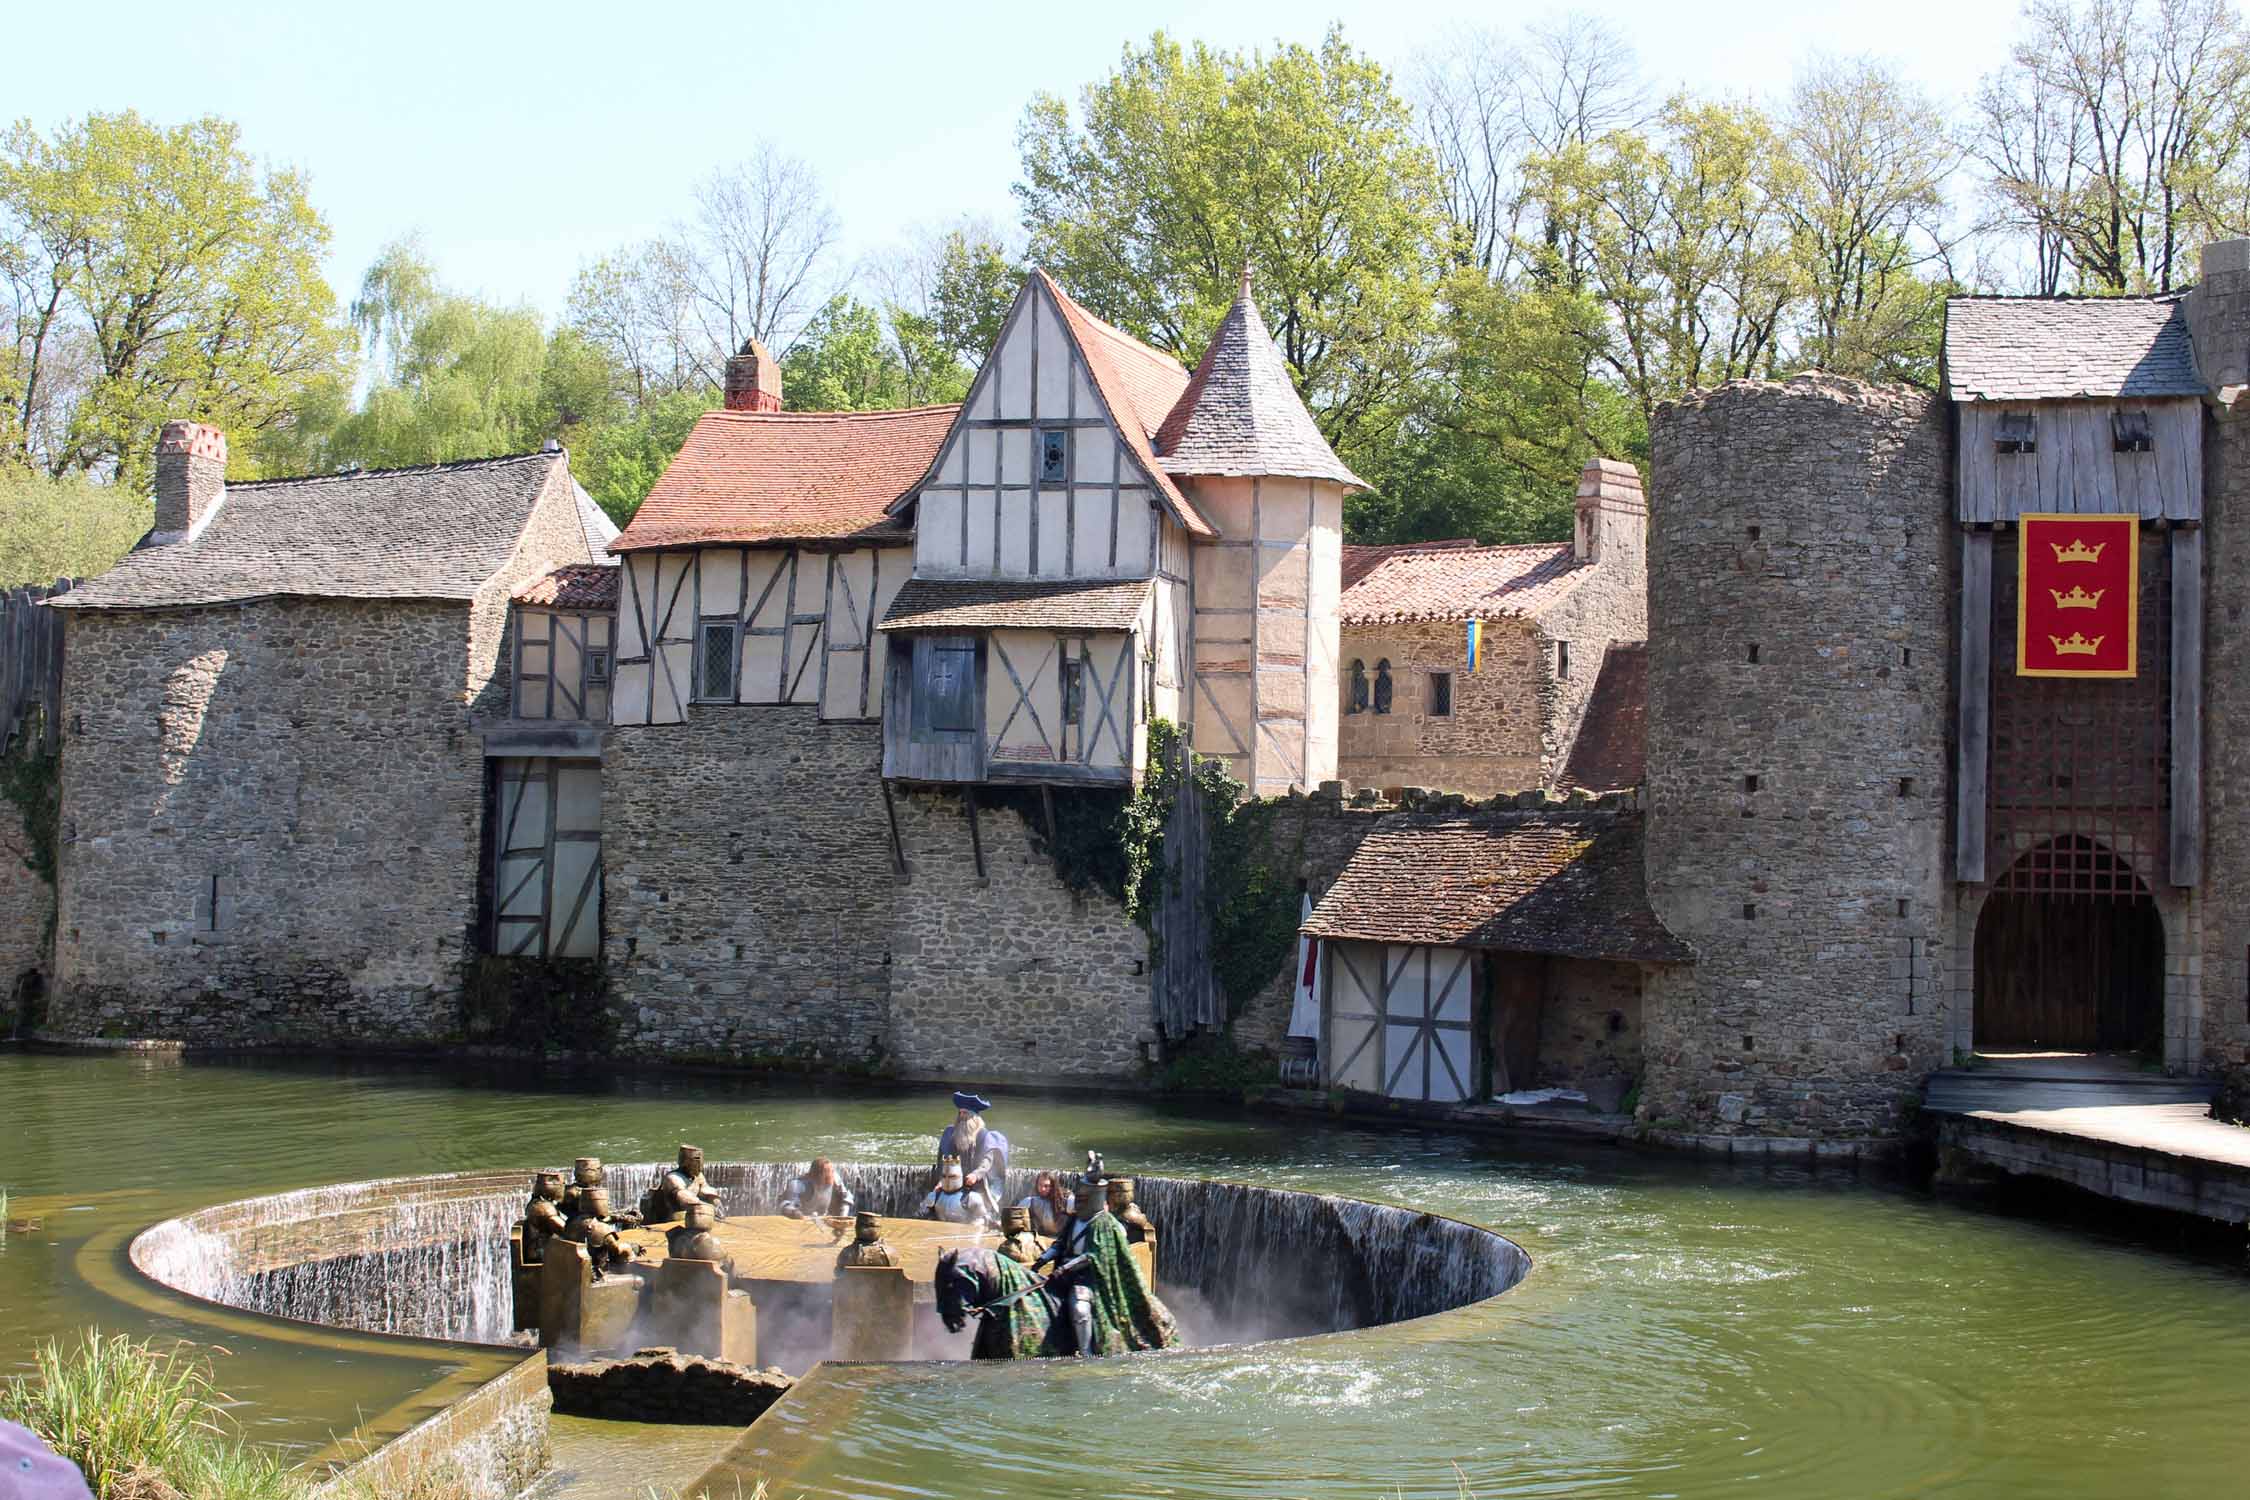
[[1642, 375, 1955, 1138]]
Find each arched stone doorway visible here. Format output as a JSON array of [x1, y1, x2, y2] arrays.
[[1973, 837, 2164, 1054]]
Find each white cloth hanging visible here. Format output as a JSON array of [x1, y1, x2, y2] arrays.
[[1286, 891, 1321, 1039]]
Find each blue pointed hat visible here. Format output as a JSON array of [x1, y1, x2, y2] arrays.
[[952, 1090, 992, 1113]]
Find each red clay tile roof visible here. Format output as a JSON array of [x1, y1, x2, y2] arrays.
[[514, 563, 620, 610], [1339, 542, 1587, 624], [877, 577, 1150, 633], [613, 405, 955, 552], [1036, 273, 1214, 538], [1303, 811, 1690, 962], [1555, 643, 1647, 794], [1340, 539, 1479, 591]]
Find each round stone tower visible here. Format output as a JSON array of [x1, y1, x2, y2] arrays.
[[1641, 373, 1954, 1139]]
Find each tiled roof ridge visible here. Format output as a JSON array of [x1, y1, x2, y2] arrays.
[[1339, 540, 1587, 624], [1032, 274, 1188, 385], [227, 450, 558, 490], [701, 403, 964, 423], [1945, 289, 2190, 304]]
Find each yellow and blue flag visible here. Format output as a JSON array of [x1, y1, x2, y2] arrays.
[[1465, 618, 1482, 674]]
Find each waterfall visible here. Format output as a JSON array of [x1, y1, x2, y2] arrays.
[[130, 1162, 1528, 1351]]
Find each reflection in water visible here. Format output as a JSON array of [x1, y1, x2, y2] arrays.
[[4, 1053, 2250, 1497]]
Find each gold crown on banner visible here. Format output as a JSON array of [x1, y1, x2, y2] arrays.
[[2049, 585, 2105, 610], [2051, 537, 2106, 564], [2049, 632, 2105, 656]]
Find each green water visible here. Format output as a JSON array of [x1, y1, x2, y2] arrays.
[[2, 1052, 2247, 1497]]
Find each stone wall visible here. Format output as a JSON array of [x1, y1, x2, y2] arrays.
[[1535, 957, 1644, 1087], [1537, 524, 1648, 779], [601, 705, 894, 1065], [51, 599, 486, 1042], [1337, 620, 1545, 795], [887, 789, 1153, 1080], [1642, 374, 1954, 1138], [0, 832, 51, 1000]]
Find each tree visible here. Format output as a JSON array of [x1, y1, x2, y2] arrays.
[[1780, 57, 1959, 381], [679, 145, 840, 367], [1974, 0, 2250, 293], [0, 111, 349, 487], [779, 295, 972, 411], [1016, 28, 1450, 463], [565, 241, 703, 402]]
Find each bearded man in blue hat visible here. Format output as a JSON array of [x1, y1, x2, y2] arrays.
[[936, 1089, 1010, 1211]]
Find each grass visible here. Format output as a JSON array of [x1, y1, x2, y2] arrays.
[[0, 1331, 297, 1500]]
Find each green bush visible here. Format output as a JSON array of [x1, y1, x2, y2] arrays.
[[0, 470, 149, 589], [0, 1331, 297, 1499]]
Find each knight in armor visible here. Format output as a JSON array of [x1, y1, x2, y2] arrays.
[[559, 1185, 641, 1281], [997, 1205, 1044, 1265], [1030, 1152, 1177, 1356], [921, 1155, 996, 1226], [835, 1211, 902, 1270], [1015, 1170, 1071, 1237], [1104, 1176, 1157, 1249], [936, 1091, 1010, 1205], [521, 1170, 569, 1265], [780, 1157, 856, 1220], [640, 1144, 722, 1224], [665, 1201, 733, 1274], [561, 1157, 603, 1220]]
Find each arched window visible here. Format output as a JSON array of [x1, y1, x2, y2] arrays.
[[1373, 659, 1393, 715], [1346, 659, 1368, 714]]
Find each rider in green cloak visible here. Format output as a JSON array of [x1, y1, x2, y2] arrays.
[[1032, 1152, 1178, 1355]]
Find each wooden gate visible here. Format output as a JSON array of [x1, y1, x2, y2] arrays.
[[1324, 942, 1476, 1103], [488, 758, 603, 958]]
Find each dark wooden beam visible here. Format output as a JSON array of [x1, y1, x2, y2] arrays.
[[880, 778, 909, 880], [2171, 526, 2204, 886], [1956, 530, 1992, 883], [964, 785, 986, 882]]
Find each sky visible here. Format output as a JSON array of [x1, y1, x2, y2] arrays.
[[11, 0, 2026, 322]]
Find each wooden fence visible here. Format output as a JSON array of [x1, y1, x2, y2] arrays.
[[0, 578, 71, 755]]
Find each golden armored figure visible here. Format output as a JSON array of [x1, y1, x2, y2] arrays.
[[1104, 1176, 1156, 1250], [836, 1211, 903, 1270], [521, 1170, 569, 1265], [641, 1144, 722, 1224], [664, 1201, 733, 1274], [997, 1204, 1044, 1265], [559, 1185, 641, 1281]]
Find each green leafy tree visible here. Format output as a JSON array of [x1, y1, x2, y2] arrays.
[[780, 295, 971, 411], [572, 386, 712, 526], [1016, 27, 1449, 464], [0, 466, 149, 586], [927, 228, 1021, 359], [0, 111, 350, 487]]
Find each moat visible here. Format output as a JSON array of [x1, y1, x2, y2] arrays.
[[4, 1051, 2249, 1498]]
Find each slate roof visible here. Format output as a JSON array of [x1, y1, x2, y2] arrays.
[[1303, 811, 1690, 962], [613, 405, 954, 552], [57, 452, 570, 611], [1339, 542, 1587, 624], [571, 480, 621, 560], [1555, 643, 1648, 794], [1942, 295, 2204, 401], [1156, 276, 1367, 489], [1036, 273, 1214, 538], [514, 563, 619, 610], [877, 577, 1151, 633]]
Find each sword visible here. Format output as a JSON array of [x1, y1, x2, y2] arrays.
[[971, 1254, 1090, 1317]]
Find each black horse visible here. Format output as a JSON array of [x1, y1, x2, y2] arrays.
[[936, 1246, 1061, 1359]]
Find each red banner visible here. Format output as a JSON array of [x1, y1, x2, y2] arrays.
[[2017, 513, 2138, 678]]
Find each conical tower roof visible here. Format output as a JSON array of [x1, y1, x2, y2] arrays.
[[1155, 271, 1367, 490]]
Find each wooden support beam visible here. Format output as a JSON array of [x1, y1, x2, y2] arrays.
[[2172, 526, 2204, 886], [880, 778, 909, 880], [1956, 530, 1993, 883], [964, 786, 986, 882]]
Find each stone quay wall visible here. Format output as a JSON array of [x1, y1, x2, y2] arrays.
[[600, 706, 895, 1066], [887, 788, 1154, 1081], [51, 599, 487, 1042], [1643, 374, 1955, 1139]]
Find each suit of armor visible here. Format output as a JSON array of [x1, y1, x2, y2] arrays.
[[560, 1187, 640, 1281], [522, 1171, 569, 1265], [664, 1202, 732, 1274], [836, 1212, 903, 1270], [641, 1145, 721, 1223]]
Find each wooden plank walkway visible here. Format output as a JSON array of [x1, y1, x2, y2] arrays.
[[1923, 1062, 2250, 1224]]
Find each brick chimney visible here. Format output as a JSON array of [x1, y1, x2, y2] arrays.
[[154, 420, 227, 537], [1575, 457, 1646, 570], [723, 338, 782, 412]]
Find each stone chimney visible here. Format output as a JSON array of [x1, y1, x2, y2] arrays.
[[154, 420, 227, 537], [1575, 457, 1646, 569], [2189, 238, 2250, 403], [722, 338, 782, 413]]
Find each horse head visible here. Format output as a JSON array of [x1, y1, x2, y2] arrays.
[[935, 1247, 993, 1334]]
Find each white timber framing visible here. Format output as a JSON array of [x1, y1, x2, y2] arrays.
[[487, 757, 603, 959], [983, 629, 1137, 775], [1321, 940, 1477, 1104], [511, 606, 614, 723], [612, 544, 906, 725]]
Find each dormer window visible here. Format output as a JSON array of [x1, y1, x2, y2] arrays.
[[2112, 409, 2153, 453], [1038, 429, 1070, 484], [1996, 413, 2037, 454]]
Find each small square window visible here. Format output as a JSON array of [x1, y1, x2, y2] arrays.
[[1061, 657, 1085, 725], [586, 648, 611, 683], [1039, 429, 1070, 484], [695, 620, 736, 702], [1428, 671, 1453, 717]]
